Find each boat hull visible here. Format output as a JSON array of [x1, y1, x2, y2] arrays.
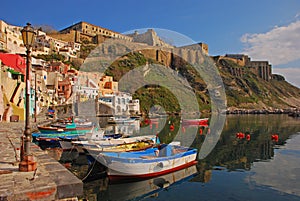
[[37, 125, 94, 134], [109, 160, 198, 181], [96, 146, 198, 181]]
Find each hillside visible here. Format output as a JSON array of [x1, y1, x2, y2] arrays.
[[100, 50, 300, 114], [216, 58, 300, 110]]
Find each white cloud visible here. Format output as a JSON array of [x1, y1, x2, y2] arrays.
[[273, 67, 300, 88], [241, 20, 300, 65]]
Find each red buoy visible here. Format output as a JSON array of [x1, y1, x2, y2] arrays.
[[271, 134, 279, 142], [170, 124, 175, 131], [199, 128, 203, 135], [246, 134, 251, 141], [236, 132, 245, 139]]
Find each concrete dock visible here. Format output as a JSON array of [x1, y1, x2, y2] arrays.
[[0, 121, 83, 200]]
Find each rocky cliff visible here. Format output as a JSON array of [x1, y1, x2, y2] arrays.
[[79, 38, 300, 114]]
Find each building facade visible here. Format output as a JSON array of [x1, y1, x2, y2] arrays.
[[33, 30, 81, 59], [59, 21, 132, 42], [98, 92, 139, 116], [225, 54, 272, 81], [0, 20, 26, 54], [98, 75, 118, 96]]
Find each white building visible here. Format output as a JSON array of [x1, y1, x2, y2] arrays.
[[99, 92, 140, 116], [129, 99, 140, 115], [0, 20, 81, 59], [34, 31, 81, 59], [73, 75, 99, 101], [0, 20, 26, 54]]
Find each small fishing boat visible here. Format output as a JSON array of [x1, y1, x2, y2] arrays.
[[37, 122, 95, 134], [107, 116, 136, 124], [51, 117, 94, 128], [33, 132, 89, 150], [94, 144, 198, 181], [181, 118, 209, 126], [84, 139, 155, 155], [73, 134, 158, 153]]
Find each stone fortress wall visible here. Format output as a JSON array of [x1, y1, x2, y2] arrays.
[[56, 21, 272, 82]]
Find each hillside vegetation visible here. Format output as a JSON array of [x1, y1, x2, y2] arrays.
[[101, 51, 300, 114]]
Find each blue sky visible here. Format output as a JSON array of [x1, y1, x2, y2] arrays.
[[2, 0, 300, 87]]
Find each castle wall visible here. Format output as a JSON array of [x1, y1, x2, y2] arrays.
[[59, 22, 132, 42], [48, 30, 78, 43]]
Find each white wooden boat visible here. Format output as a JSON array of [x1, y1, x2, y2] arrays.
[[94, 144, 198, 181], [72, 135, 158, 153], [107, 116, 136, 124]]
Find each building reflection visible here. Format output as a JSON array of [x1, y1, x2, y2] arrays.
[[103, 119, 140, 136]]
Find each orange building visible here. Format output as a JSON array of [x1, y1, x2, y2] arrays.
[[98, 76, 118, 96], [57, 78, 72, 103]]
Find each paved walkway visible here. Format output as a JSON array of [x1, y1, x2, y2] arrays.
[[0, 120, 83, 200]]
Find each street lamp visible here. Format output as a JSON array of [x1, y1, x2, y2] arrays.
[[19, 23, 37, 172]]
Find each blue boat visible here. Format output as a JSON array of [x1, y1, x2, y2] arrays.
[[91, 143, 198, 181]]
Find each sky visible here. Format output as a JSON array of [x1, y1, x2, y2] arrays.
[[1, 0, 300, 87]]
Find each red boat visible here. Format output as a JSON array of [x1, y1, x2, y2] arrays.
[[181, 118, 209, 126]]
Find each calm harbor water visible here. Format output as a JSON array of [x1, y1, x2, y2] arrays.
[[44, 114, 300, 201]]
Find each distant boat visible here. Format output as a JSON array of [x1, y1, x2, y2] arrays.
[[94, 144, 198, 181], [181, 118, 209, 126], [37, 121, 95, 134], [34, 119, 95, 149], [107, 116, 136, 124]]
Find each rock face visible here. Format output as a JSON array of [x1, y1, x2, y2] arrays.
[[101, 46, 300, 111], [80, 30, 300, 112], [272, 74, 285, 81]]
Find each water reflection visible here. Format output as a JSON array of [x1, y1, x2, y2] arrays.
[[248, 134, 300, 196], [82, 165, 198, 201], [43, 114, 300, 200]]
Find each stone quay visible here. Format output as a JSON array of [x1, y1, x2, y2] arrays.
[[0, 121, 83, 200]]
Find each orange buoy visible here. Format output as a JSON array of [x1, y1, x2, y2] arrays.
[[199, 128, 203, 135], [170, 124, 174, 131]]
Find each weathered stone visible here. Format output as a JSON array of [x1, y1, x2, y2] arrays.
[[0, 122, 83, 200]]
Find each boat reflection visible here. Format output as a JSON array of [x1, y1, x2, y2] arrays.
[[84, 165, 198, 201]]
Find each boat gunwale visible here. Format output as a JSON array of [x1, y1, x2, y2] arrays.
[[97, 147, 197, 163]]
